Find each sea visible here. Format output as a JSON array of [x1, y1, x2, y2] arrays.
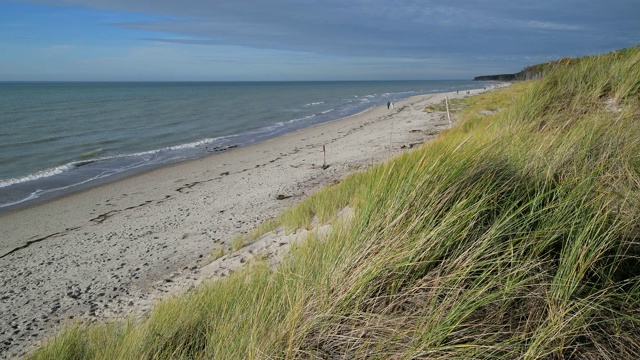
[[0, 80, 489, 213]]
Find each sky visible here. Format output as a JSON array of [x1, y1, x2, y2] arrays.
[[1, 0, 639, 81]]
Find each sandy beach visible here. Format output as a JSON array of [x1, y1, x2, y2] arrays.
[[0, 88, 491, 358]]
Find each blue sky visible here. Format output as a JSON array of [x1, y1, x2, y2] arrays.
[[1, 0, 638, 81]]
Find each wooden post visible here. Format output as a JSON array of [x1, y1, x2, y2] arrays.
[[323, 145, 327, 169], [445, 94, 452, 128]]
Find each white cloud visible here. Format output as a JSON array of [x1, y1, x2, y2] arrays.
[[518, 20, 583, 31]]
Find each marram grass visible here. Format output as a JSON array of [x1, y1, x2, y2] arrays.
[[30, 46, 640, 359]]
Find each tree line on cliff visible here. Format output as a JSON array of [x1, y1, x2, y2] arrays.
[[475, 46, 639, 82], [474, 57, 576, 81]]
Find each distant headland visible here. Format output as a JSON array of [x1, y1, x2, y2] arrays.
[[474, 57, 576, 81]]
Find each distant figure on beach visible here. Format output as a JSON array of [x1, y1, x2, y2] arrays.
[[390, 102, 394, 109], [387, 101, 391, 109]]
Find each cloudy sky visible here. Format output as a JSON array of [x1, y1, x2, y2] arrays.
[[1, 0, 638, 81]]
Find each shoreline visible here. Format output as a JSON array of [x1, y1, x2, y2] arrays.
[[0, 87, 495, 359], [0, 81, 489, 216], [0, 99, 404, 217]]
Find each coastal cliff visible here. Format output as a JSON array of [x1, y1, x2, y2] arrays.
[[474, 57, 576, 81]]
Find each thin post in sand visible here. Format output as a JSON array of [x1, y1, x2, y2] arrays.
[[445, 94, 452, 128], [322, 145, 328, 169]]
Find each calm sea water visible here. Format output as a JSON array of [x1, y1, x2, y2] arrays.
[[0, 81, 487, 212]]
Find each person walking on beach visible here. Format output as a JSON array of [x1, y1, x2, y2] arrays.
[[387, 101, 391, 109]]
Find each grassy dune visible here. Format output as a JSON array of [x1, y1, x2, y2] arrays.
[[30, 46, 640, 359]]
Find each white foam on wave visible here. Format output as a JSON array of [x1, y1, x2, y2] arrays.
[[0, 135, 231, 190], [284, 108, 336, 125], [0, 168, 120, 208], [165, 137, 222, 151], [0, 164, 74, 188]]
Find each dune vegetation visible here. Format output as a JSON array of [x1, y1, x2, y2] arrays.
[[30, 46, 640, 359]]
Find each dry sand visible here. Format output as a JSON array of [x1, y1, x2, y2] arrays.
[[0, 88, 493, 358]]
